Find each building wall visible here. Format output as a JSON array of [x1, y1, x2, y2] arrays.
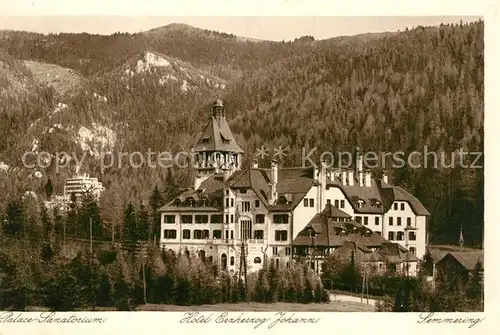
[[415, 216, 427, 259], [323, 186, 354, 214], [292, 186, 319, 240], [384, 201, 426, 259]]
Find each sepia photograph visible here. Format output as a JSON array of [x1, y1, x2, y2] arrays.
[[0, 9, 488, 320]]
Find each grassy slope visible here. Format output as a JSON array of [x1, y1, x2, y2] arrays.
[[24, 60, 82, 96]]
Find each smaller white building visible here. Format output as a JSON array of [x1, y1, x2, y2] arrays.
[[44, 171, 104, 211], [63, 172, 104, 200]]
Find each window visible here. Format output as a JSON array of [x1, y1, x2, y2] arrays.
[[401, 203, 405, 211], [375, 231, 382, 236], [375, 217, 380, 226], [195, 215, 208, 224], [255, 200, 260, 208], [355, 216, 362, 223], [256, 214, 265, 224], [388, 232, 395, 240], [164, 229, 177, 239], [181, 215, 193, 224], [230, 256, 235, 266], [230, 230, 234, 239], [275, 230, 288, 241], [272, 247, 278, 256], [327, 199, 331, 205], [225, 230, 229, 239], [363, 217, 368, 225], [254, 257, 262, 264], [309, 198, 315, 207], [340, 200, 345, 208], [396, 232, 404, 241], [334, 200, 339, 208], [407, 218, 411, 226], [225, 214, 229, 223], [242, 201, 251, 212], [397, 217, 401, 226], [165, 215, 175, 224], [409, 232, 417, 241], [225, 189, 229, 195], [225, 198, 229, 207], [285, 247, 292, 256], [203, 230, 209, 239], [304, 198, 309, 207], [231, 214, 234, 223], [394, 203, 398, 210], [240, 220, 252, 240], [254, 230, 264, 239], [182, 229, 190, 239], [273, 214, 289, 224], [210, 214, 222, 223], [231, 198, 234, 207], [410, 247, 416, 254], [213, 230, 222, 239], [240, 188, 247, 194], [194, 230, 204, 239], [389, 217, 394, 226]]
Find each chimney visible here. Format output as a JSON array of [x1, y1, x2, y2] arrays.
[[319, 160, 327, 211], [382, 170, 389, 184], [342, 170, 347, 186], [365, 170, 372, 188], [270, 160, 278, 204], [252, 159, 259, 168], [355, 147, 363, 173], [348, 169, 354, 186]]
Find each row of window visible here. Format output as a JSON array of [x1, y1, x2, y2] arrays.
[[388, 217, 412, 226], [303, 198, 315, 207], [164, 214, 282, 224], [354, 216, 414, 227], [326, 199, 346, 209], [387, 231, 417, 241], [224, 200, 260, 212], [272, 247, 292, 256], [163, 229, 288, 241], [355, 216, 382, 225], [393, 202, 406, 211]]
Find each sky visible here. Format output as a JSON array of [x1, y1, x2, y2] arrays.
[[0, 0, 486, 41]]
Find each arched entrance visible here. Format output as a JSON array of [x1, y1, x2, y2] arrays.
[[221, 253, 227, 270]]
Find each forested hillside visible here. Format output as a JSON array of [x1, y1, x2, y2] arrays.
[[0, 20, 484, 247], [223, 21, 484, 246]]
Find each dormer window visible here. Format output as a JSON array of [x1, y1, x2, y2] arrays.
[[187, 198, 195, 207], [173, 198, 181, 206]]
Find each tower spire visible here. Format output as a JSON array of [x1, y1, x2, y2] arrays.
[[459, 225, 465, 251]]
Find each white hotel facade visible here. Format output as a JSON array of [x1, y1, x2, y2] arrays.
[[159, 99, 429, 274]]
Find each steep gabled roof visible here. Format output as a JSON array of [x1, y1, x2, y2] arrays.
[[327, 176, 429, 216], [292, 205, 384, 247], [392, 186, 430, 216], [192, 116, 244, 153], [438, 251, 484, 271]]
